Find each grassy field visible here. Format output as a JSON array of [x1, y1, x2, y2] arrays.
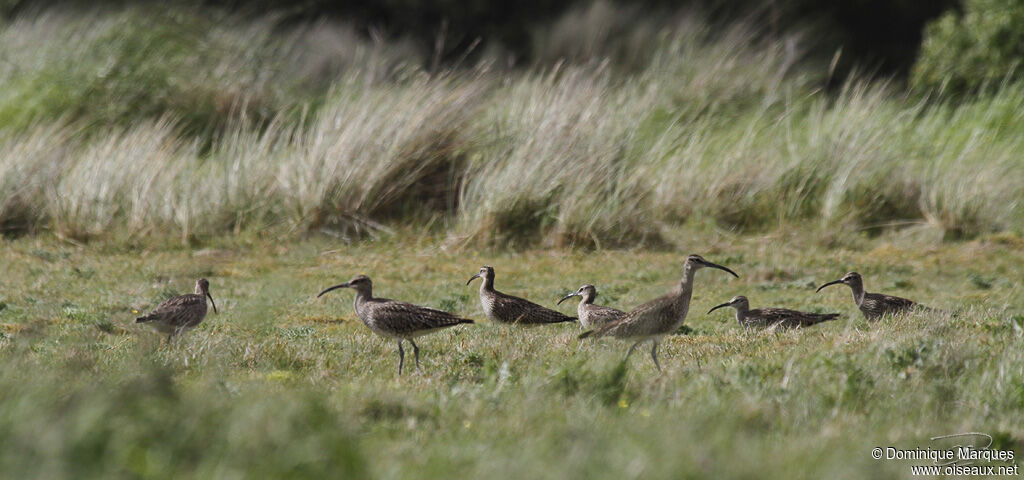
[[2, 3, 1024, 478], [1, 230, 1022, 478]]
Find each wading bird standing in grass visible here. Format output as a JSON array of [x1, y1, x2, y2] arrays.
[[318, 275, 473, 375], [579, 255, 738, 371], [136, 278, 217, 341], [816, 271, 930, 321], [467, 266, 576, 325], [707, 295, 838, 329], [558, 284, 624, 329]]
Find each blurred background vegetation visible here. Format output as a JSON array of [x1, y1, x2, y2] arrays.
[[0, 0, 1022, 246]]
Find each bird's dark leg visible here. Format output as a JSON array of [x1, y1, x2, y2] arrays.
[[397, 340, 405, 376], [409, 339, 421, 372], [650, 339, 662, 372], [625, 341, 642, 361]]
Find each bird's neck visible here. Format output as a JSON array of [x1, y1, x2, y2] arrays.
[[848, 283, 865, 306], [353, 288, 373, 307], [581, 293, 595, 304], [733, 303, 749, 322], [479, 276, 495, 293], [672, 268, 697, 315]]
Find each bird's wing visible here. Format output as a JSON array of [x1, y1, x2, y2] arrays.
[[756, 308, 838, 328], [751, 308, 802, 328], [863, 293, 918, 318], [375, 300, 472, 335], [585, 294, 671, 338], [879, 294, 917, 309], [140, 294, 205, 327], [587, 304, 626, 323], [493, 293, 575, 324]]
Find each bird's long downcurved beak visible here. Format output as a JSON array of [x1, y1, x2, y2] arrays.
[[207, 293, 218, 314], [707, 302, 731, 315], [557, 291, 581, 305], [816, 279, 844, 293], [317, 282, 351, 298], [703, 260, 739, 278], [466, 273, 481, 285]]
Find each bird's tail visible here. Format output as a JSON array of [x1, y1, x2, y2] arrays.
[[135, 315, 152, 323], [578, 329, 594, 339], [808, 313, 840, 326]]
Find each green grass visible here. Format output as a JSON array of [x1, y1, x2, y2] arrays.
[[2, 5, 1023, 476], [1, 231, 1022, 478]]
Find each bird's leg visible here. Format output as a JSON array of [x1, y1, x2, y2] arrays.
[[409, 339, 421, 372], [397, 340, 405, 376], [625, 341, 642, 361], [650, 339, 662, 372]]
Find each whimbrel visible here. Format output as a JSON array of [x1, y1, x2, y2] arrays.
[[816, 271, 928, 320], [558, 284, 624, 329], [579, 255, 738, 371], [318, 275, 473, 375], [136, 278, 217, 341], [467, 266, 576, 325], [707, 295, 838, 329]]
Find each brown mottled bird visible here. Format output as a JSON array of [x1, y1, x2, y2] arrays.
[[816, 271, 930, 321], [580, 255, 738, 371], [318, 275, 473, 375], [467, 266, 576, 325], [558, 284, 624, 329], [708, 295, 839, 329], [136, 278, 217, 341]]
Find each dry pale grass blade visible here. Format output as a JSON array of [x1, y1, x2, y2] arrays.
[[47, 120, 193, 240], [272, 75, 490, 235], [0, 123, 77, 234]]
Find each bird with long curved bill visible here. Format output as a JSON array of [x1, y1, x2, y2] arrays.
[[318, 275, 473, 375], [707, 295, 839, 329], [558, 284, 624, 329], [579, 255, 738, 371], [816, 271, 934, 321], [467, 266, 576, 325], [136, 278, 217, 342]]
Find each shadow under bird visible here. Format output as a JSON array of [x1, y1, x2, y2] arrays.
[[136, 278, 217, 341], [558, 284, 624, 329], [579, 255, 738, 371], [816, 271, 931, 321], [467, 266, 576, 325], [318, 275, 473, 375], [707, 295, 839, 329]]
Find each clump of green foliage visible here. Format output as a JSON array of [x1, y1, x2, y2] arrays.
[[912, 0, 1024, 94]]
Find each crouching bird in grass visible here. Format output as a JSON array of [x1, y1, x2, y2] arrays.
[[467, 266, 576, 325], [579, 255, 738, 371], [136, 278, 217, 342], [816, 271, 936, 321], [707, 295, 839, 330], [558, 284, 624, 329], [318, 275, 474, 375]]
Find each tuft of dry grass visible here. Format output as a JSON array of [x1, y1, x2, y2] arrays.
[[1, 4, 1023, 246]]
